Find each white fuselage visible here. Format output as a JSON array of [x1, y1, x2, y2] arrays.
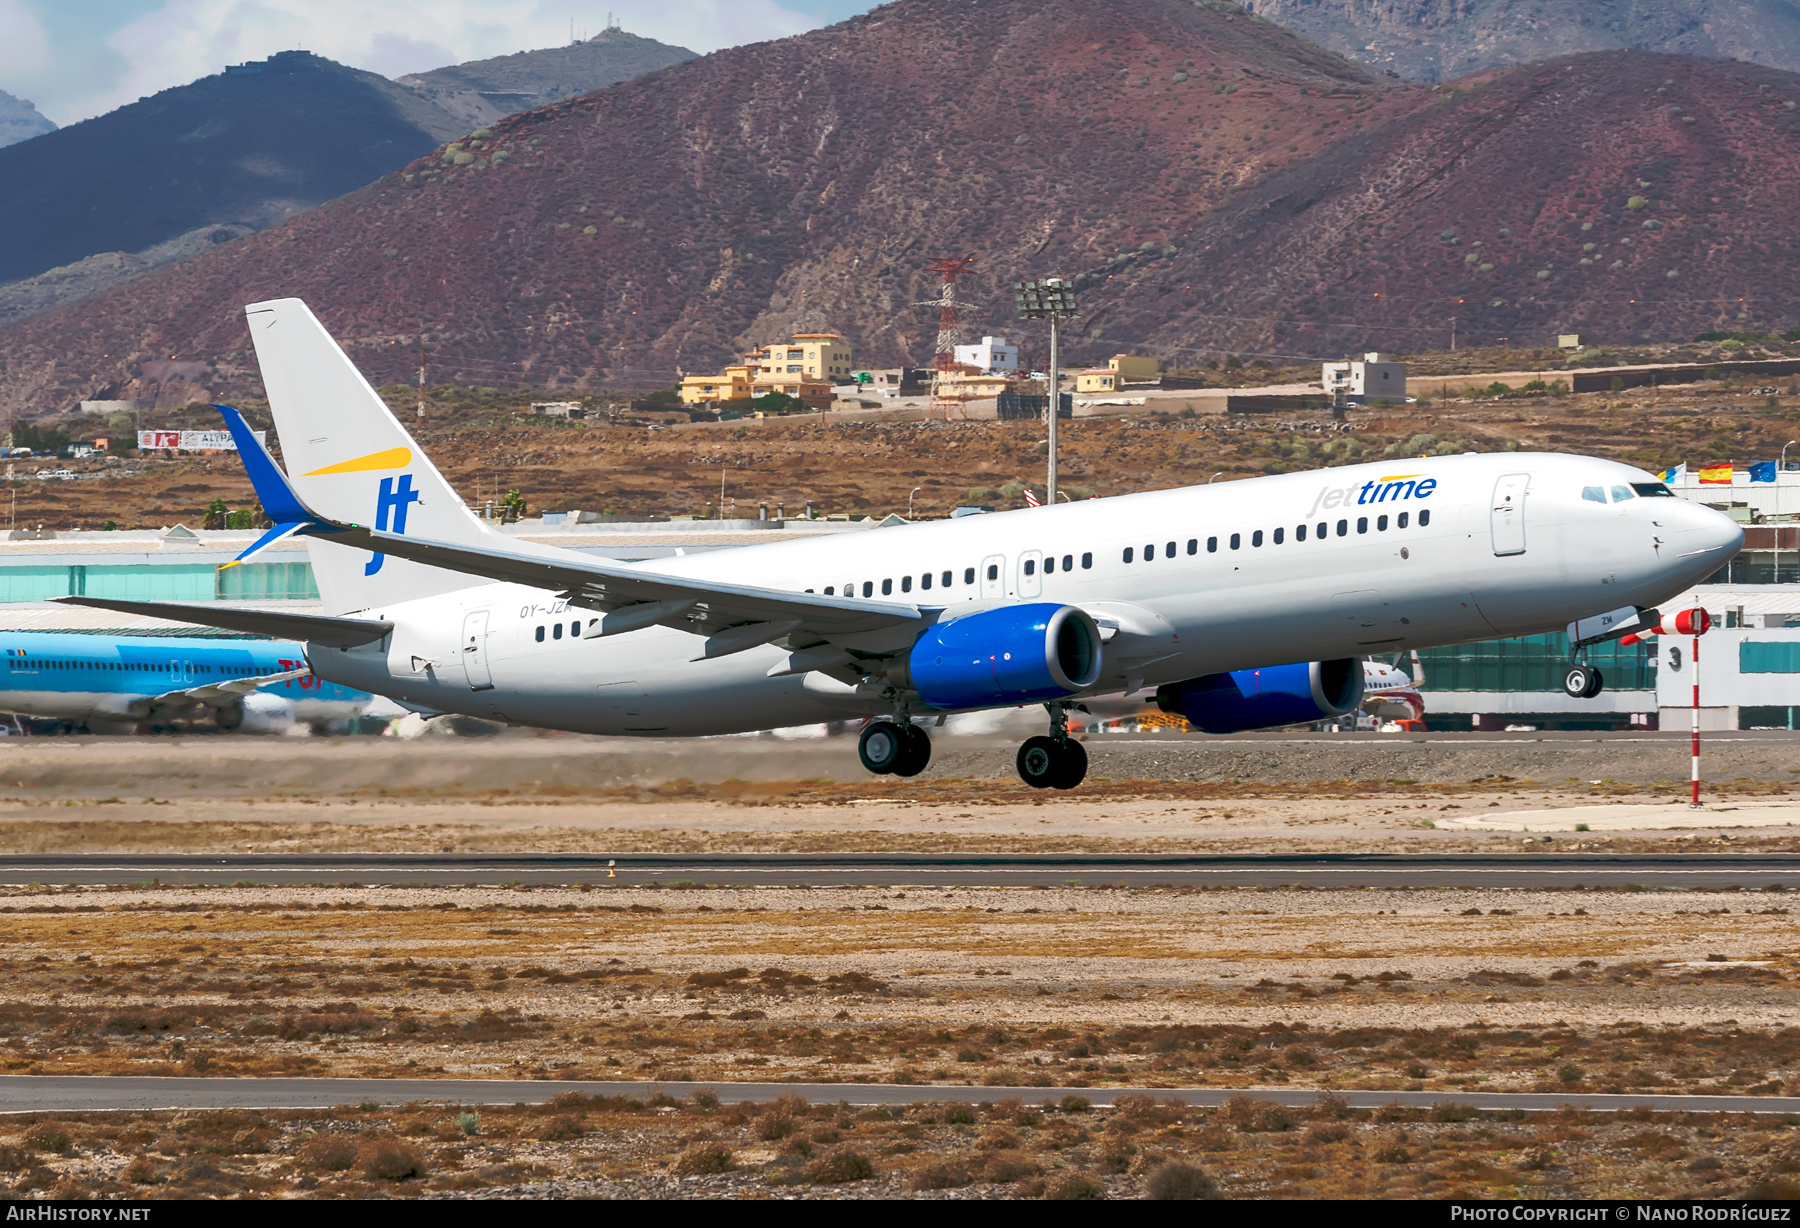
[[307, 453, 1741, 736]]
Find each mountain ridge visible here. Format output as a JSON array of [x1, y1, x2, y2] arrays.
[[397, 28, 697, 133], [2, 0, 1798, 415], [1243, 0, 1800, 81], [0, 90, 55, 150]]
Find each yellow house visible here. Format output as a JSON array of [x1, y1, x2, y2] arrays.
[[755, 333, 854, 382], [1075, 354, 1160, 393], [682, 332, 854, 409], [933, 368, 1013, 400], [679, 363, 756, 406], [752, 371, 835, 409]]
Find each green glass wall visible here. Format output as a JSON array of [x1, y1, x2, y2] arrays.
[[1741, 641, 1800, 673], [0, 561, 318, 603], [79, 564, 215, 601], [1414, 632, 1655, 692], [215, 561, 319, 601]]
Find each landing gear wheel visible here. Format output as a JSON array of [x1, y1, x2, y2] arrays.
[[1561, 664, 1596, 699], [1581, 666, 1605, 699], [1049, 738, 1087, 791], [859, 721, 905, 774], [891, 723, 932, 778], [1017, 735, 1061, 789]]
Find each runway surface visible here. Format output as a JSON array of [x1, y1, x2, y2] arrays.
[[1, 1076, 1795, 1116], [4, 852, 1800, 889]]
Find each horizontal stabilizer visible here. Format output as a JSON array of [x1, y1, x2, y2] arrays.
[[53, 597, 391, 648]]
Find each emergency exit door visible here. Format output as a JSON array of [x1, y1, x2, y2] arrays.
[[1490, 473, 1529, 556], [981, 554, 1006, 599], [461, 610, 494, 690]]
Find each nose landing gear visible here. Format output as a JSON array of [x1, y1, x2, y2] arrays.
[[858, 720, 931, 777], [1561, 663, 1605, 699], [1016, 703, 1087, 790]]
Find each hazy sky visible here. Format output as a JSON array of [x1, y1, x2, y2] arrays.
[[0, 0, 877, 127]]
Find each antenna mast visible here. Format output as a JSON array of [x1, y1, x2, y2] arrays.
[[920, 255, 976, 421]]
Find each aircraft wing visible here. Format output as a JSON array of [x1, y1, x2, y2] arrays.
[[151, 669, 310, 710], [208, 399, 926, 658], [54, 597, 392, 648], [309, 524, 924, 640], [125, 668, 309, 717]]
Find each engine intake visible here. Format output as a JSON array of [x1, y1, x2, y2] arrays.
[[904, 603, 1103, 711], [215, 691, 296, 735], [1157, 658, 1364, 734]]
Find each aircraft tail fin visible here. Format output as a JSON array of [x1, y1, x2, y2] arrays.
[[242, 298, 491, 613]]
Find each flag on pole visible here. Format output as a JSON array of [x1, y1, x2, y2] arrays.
[[1661, 462, 1686, 484], [1023, 488, 1040, 507], [1698, 463, 1733, 485], [1750, 460, 1777, 483]]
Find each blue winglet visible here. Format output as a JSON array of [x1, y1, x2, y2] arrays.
[[227, 520, 309, 567], [213, 404, 311, 525]]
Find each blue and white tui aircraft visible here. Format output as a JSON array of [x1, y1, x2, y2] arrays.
[[61, 299, 1742, 787], [0, 631, 373, 734]]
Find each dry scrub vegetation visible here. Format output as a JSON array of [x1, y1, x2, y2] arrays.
[[3, 884, 1800, 1092], [7, 1092, 1800, 1200]]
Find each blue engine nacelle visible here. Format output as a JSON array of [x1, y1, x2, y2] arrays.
[[903, 603, 1103, 710], [1156, 659, 1364, 734]]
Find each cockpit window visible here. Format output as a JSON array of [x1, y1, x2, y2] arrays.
[[1631, 482, 1675, 497], [1609, 485, 1635, 502], [1581, 486, 1607, 504]]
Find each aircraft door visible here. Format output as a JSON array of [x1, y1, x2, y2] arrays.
[[1018, 550, 1043, 598], [981, 554, 1006, 599], [461, 610, 494, 691], [1490, 473, 1529, 556]]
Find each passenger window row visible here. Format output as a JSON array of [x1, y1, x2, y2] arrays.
[[1021, 553, 1094, 577], [1123, 509, 1431, 562], [816, 553, 1098, 598], [534, 620, 585, 642]]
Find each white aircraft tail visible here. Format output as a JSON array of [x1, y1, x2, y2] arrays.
[[244, 298, 491, 614]]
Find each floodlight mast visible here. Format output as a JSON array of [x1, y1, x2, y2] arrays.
[[1016, 277, 1078, 506]]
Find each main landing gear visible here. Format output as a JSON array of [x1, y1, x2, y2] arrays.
[[1561, 663, 1605, 699], [1016, 704, 1087, 791], [859, 720, 931, 778]]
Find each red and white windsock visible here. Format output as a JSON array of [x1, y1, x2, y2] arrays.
[[1620, 608, 1711, 646]]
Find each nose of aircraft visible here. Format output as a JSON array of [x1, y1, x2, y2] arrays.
[[1665, 499, 1745, 570]]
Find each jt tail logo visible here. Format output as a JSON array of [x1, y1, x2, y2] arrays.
[[364, 474, 421, 577]]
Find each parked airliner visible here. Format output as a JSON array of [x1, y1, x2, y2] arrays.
[[0, 631, 373, 734], [1360, 652, 1426, 724], [63, 299, 1742, 788]]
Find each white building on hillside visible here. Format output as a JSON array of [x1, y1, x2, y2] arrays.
[[1322, 352, 1406, 402], [953, 336, 1019, 374]]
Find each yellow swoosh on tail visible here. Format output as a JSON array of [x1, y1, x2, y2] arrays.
[[301, 448, 412, 477]]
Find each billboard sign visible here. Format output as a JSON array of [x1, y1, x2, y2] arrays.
[[137, 430, 265, 452]]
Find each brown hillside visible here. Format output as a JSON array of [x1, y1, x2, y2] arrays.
[[1104, 49, 1800, 359], [0, 0, 1396, 414], [16, 374, 1800, 530], [3, 0, 1800, 418], [1244, 0, 1800, 82]]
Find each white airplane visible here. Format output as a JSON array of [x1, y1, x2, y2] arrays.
[[62, 299, 1743, 789], [0, 631, 373, 735], [1361, 652, 1425, 724]]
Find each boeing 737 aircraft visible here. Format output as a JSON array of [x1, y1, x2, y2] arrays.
[[61, 299, 1742, 787], [0, 631, 373, 734]]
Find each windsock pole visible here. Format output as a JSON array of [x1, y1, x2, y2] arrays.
[[1620, 608, 1710, 807], [1691, 628, 1702, 809]]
